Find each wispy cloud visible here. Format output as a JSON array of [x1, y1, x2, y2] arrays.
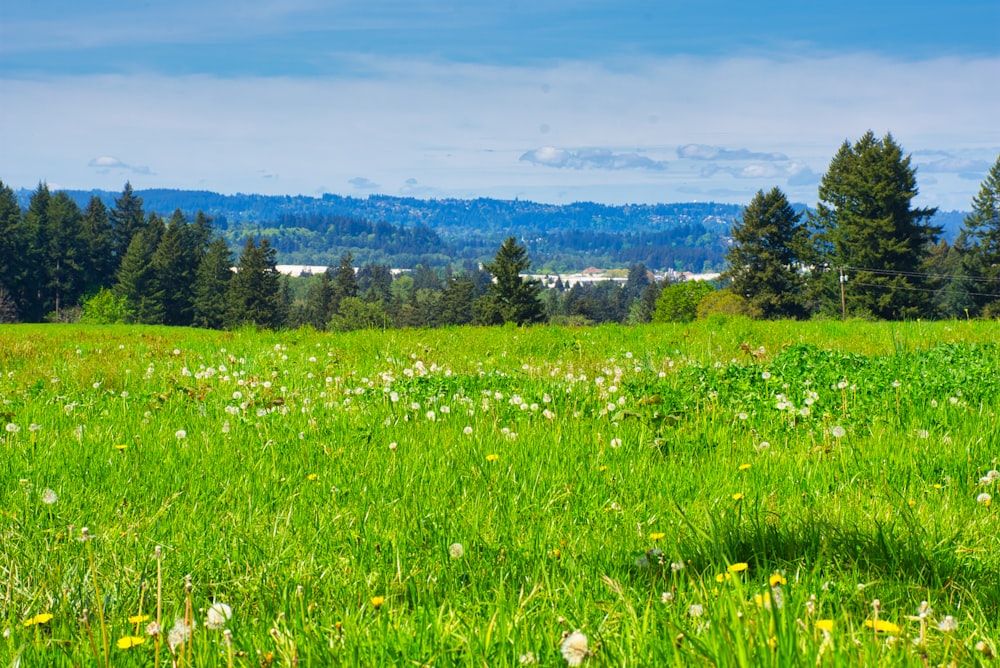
[[349, 176, 379, 190], [519, 147, 668, 171], [677, 144, 787, 161], [88, 156, 153, 175]]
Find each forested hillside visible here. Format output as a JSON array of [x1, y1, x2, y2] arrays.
[[13, 189, 745, 272]]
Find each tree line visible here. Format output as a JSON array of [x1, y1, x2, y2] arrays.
[[718, 133, 1000, 320], [1, 131, 998, 328]]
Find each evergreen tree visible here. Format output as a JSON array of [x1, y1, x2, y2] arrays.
[[723, 187, 809, 319], [227, 237, 283, 329], [955, 154, 1000, 315], [151, 211, 198, 325], [191, 237, 233, 329], [330, 252, 358, 314], [18, 183, 52, 321], [810, 132, 939, 319], [477, 237, 544, 325], [438, 277, 478, 326], [44, 192, 87, 319], [109, 182, 147, 267], [303, 270, 335, 330], [115, 217, 165, 324], [356, 263, 393, 304], [81, 196, 116, 293], [0, 181, 26, 321]]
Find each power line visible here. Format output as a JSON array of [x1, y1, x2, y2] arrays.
[[843, 265, 1000, 284]]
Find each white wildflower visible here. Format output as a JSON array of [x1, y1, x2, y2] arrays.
[[205, 602, 232, 630], [560, 631, 590, 666]]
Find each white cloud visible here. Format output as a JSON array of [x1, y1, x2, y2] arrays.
[[677, 144, 787, 161], [2, 53, 998, 209], [519, 147, 668, 170], [88, 155, 153, 175]]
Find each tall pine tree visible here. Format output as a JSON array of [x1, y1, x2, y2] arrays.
[[191, 237, 233, 329], [227, 237, 284, 329], [810, 132, 939, 319], [723, 187, 809, 319], [476, 237, 544, 325], [955, 154, 1000, 316]]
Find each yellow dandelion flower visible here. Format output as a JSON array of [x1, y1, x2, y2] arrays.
[[715, 572, 731, 583], [117, 636, 146, 649], [768, 574, 786, 587], [485, 453, 499, 462], [728, 562, 749, 573], [370, 596, 385, 608], [815, 619, 834, 632], [23, 613, 53, 627], [753, 592, 772, 608], [598, 465, 608, 472], [649, 532, 666, 540], [307, 473, 318, 481], [732, 493, 745, 501], [864, 619, 900, 634], [738, 464, 751, 471], [114, 444, 127, 451], [127, 614, 150, 624], [767, 635, 778, 649]]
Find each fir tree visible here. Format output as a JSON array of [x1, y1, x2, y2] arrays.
[[81, 196, 116, 293], [109, 182, 147, 267], [0, 181, 26, 320], [191, 237, 233, 329], [44, 192, 87, 319], [227, 237, 283, 329], [723, 187, 809, 319], [955, 154, 1000, 315], [477, 237, 544, 325], [330, 252, 358, 315], [151, 211, 198, 325], [810, 132, 939, 319], [115, 214, 166, 324]]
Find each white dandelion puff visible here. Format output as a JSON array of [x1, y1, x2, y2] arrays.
[[205, 602, 232, 630], [449, 543, 464, 559], [560, 631, 590, 666]]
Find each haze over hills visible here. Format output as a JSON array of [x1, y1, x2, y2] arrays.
[[13, 187, 968, 273]]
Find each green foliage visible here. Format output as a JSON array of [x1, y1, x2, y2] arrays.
[[477, 237, 545, 325], [226, 236, 284, 329], [80, 287, 134, 324], [723, 187, 809, 319], [696, 289, 757, 319], [653, 280, 715, 323], [810, 132, 940, 319], [328, 296, 388, 331], [955, 154, 1000, 315], [191, 237, 233, 330], [0, 321, 999, 665]]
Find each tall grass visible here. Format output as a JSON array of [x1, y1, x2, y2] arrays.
[[1, 318, 998, 666]]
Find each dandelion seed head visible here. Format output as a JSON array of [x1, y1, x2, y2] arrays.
[[41, 488, 58, 505], [560, 631, 590, 666], [205, 602, 233, 630], [449, 543, 464, 559]]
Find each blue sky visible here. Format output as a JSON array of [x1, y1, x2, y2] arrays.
[[1, 0, 997, 209]]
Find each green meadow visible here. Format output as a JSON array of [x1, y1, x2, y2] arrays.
[[1, 319, 999, 666]]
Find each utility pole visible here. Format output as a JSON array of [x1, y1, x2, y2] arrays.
[[839, 267, 847, 321]]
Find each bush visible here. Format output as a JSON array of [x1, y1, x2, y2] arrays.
[[80, 288, 134, 324]]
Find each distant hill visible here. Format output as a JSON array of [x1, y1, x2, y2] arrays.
[[13, 188, 967, 272]]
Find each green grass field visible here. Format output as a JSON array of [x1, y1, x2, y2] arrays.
[[1, 319, 999, 666]]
